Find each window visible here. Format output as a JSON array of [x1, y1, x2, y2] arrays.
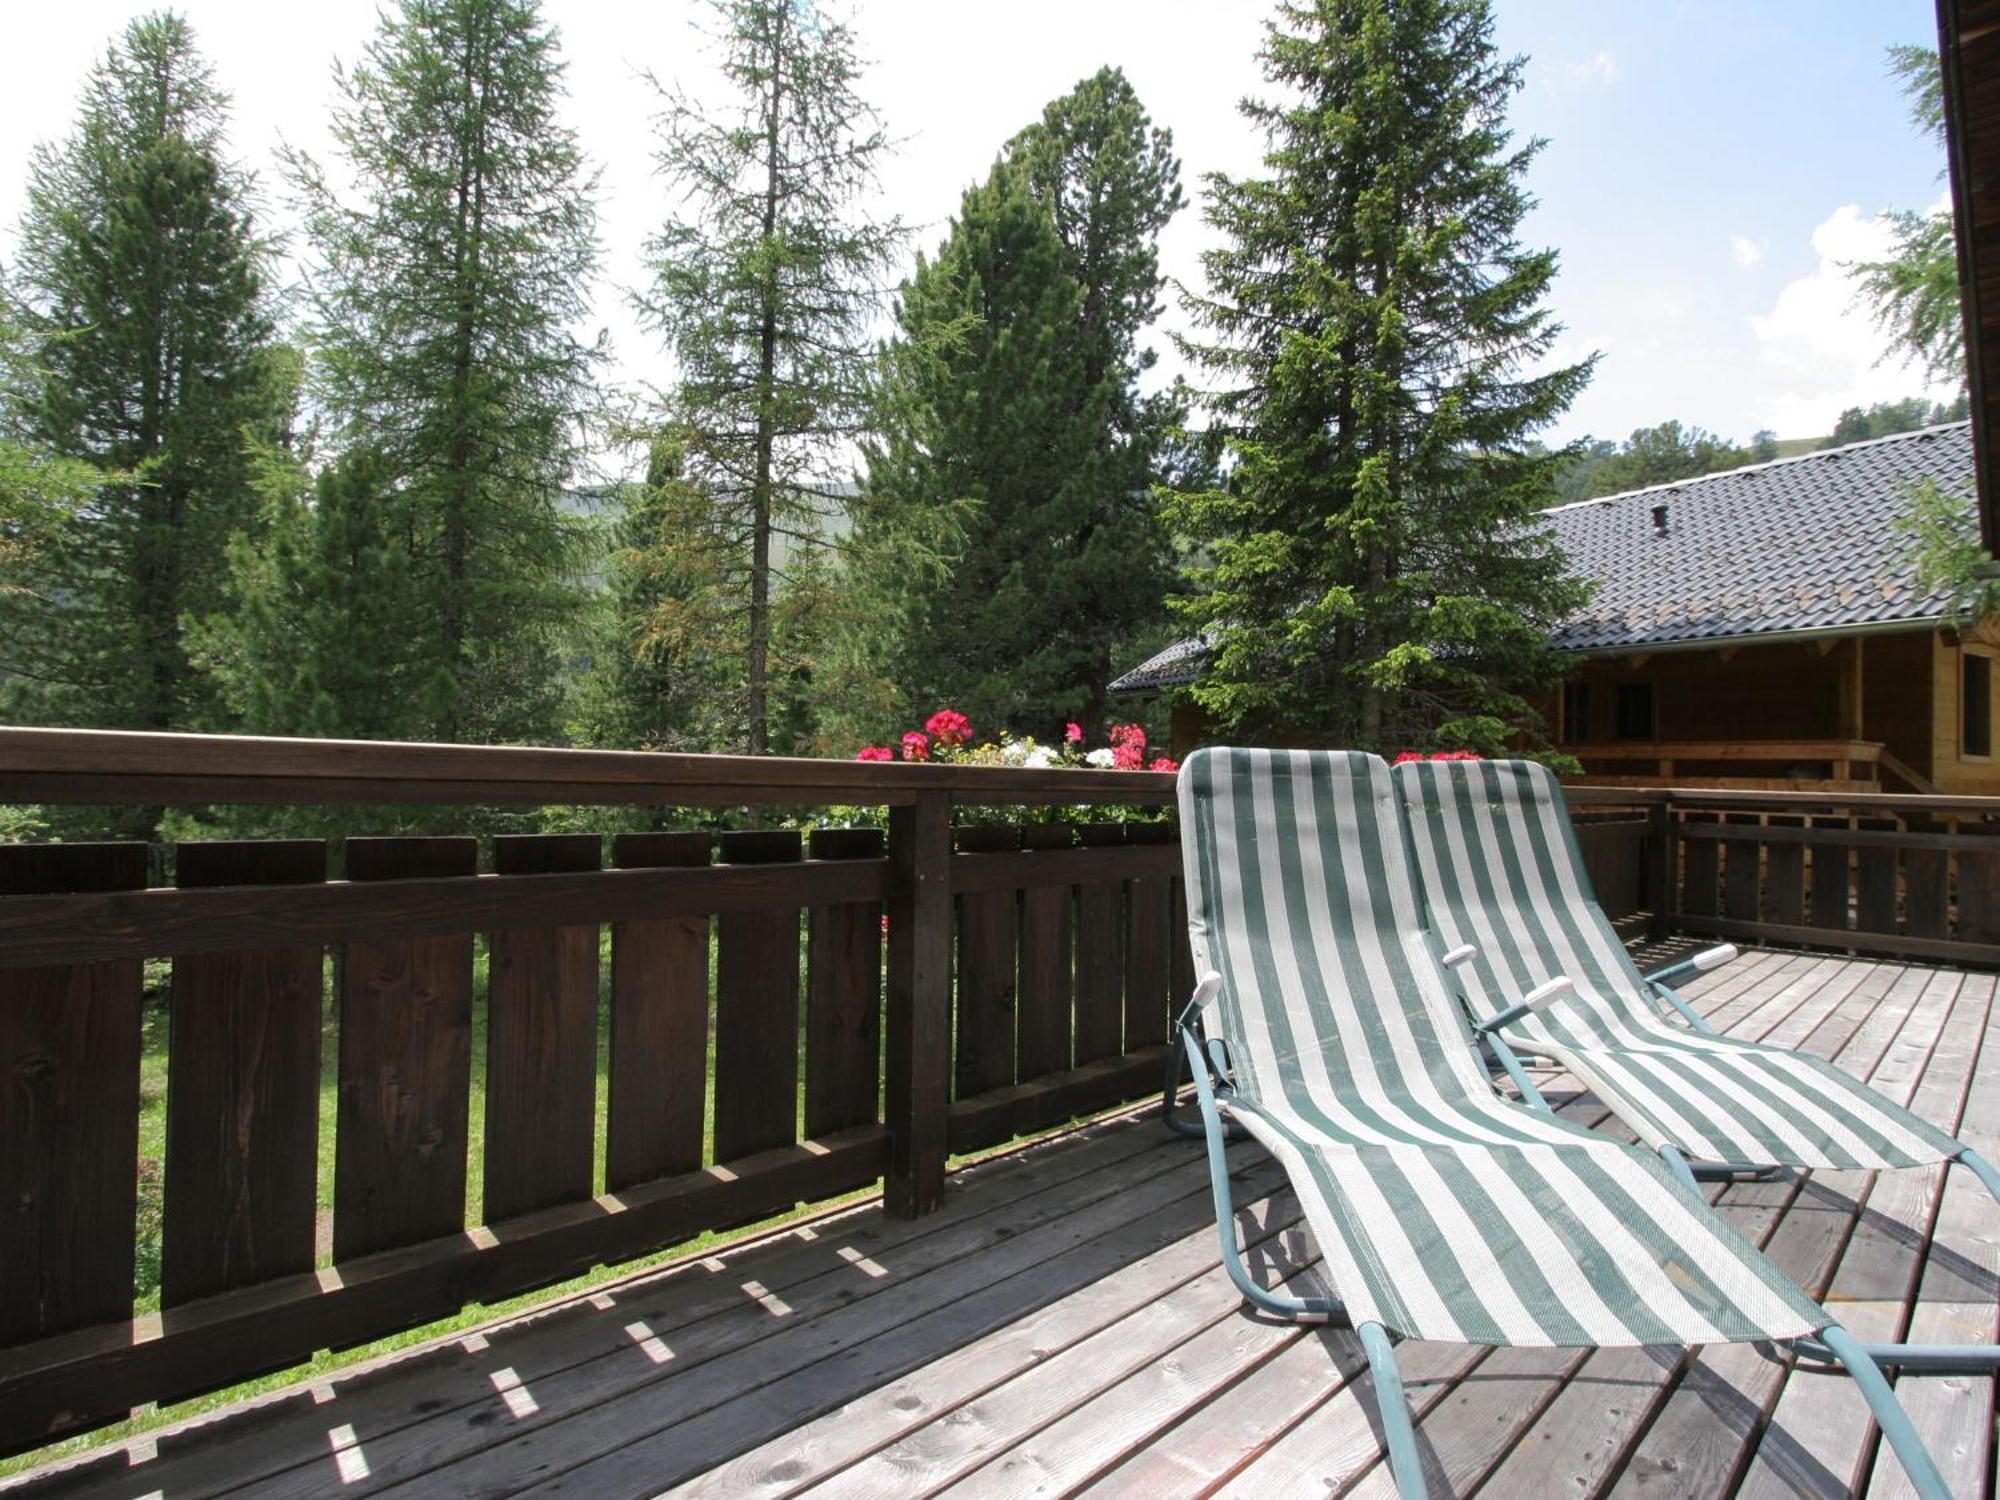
[[1614, 682, 1654, 740], [1964, 651, 1992, 758], [1561, 681, 1592, 743]]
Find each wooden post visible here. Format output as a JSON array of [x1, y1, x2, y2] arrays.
[[1646, 798, 1675, 941], [885, 790, 952, 1218]]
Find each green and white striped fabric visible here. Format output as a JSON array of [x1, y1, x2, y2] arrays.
[[1180, 747, 1824, 1348], [1395, 757, 1960, 1172]]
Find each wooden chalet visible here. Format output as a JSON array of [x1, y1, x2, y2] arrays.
[[1113, 423, 1995, 793]]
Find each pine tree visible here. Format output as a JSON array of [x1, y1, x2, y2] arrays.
[[278, 0, 601, 744], [1168, 0, 1592, 754], [1, 12, 282, 749], [575, 434, 747, 751], [1855, 45, 1962, 384], [193, 442, 449, 745], [638, 0, 900, 755], [864, 70, 1185, 740]]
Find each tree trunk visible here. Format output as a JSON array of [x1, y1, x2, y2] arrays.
[[746, 7, 785, 757]]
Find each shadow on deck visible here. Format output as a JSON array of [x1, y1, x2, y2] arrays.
[[9, 949, 1998, 1499]]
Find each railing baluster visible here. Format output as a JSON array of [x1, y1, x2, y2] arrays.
[[1073, 824, 1127, 1067], [164, 840, 325, 1309], [1016, 823, 1076, 1082], [0, 844, 147, 1352], [806, 828, 886, 1138], [334, 837, 477, 1286], [1124, 823, 1174, 1052], [714, 830, 804, 1163], [953, 825, 1021, 1099], [485, 834, 602, 1223], [606, 832, 713, 1190]]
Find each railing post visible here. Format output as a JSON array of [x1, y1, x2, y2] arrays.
[[1647, 796, 1675, 941], [885, 789, 952, 1217]]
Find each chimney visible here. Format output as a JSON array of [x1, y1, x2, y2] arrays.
[[1651, 502, 1670, 536]]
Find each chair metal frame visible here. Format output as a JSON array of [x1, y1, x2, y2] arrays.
[[1169, 967, 1958, 1499]]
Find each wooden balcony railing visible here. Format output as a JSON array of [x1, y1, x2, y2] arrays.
[[1571, 784, 2000, 965], [0, 727, 1188, 1455], [4, 729, 1994, 1460], [1565, 738, 1940, 793]]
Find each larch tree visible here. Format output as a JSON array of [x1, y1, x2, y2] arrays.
[[1, 11, 283, 759], [1168, 0, 1592, 754], [256, 0, 602, 745], [1855, 45, 1963, 385], [636, 0, 900, 755], [863, 68, 1184, 741]]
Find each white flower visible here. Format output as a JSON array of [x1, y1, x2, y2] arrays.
[[1085, 748, 1116, 768], [1024, 745, 1059, 768], [999, 736, 1032, 766]]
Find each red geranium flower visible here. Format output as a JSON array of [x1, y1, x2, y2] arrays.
[[1148, 756, 1180, 773], [1064, 721, 1084, 743], [855, 746, 893, 762], [925, 709, 972, 747], [901, 731, 930, 761]]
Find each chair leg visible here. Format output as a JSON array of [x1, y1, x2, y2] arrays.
[[1812, 1325, 1953, 1500], [1181, 1027, 1342, 1324], [1790, 1149, 2000, 1373], [1359, 1321, 1428, 1499]]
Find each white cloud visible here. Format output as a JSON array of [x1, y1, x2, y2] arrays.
[[1566, 51, 1622, 89], [1729, 235, 1765, 270], [1746, 203, 1957, 435]]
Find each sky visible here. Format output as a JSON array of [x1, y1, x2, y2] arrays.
[[0, 0, 1963, 458]]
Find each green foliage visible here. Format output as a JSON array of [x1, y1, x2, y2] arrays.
[[1168, 0, 1591, 755], [262, 0, 602, 746], [860, 69, 1185, 745], [1896, 475, 2000, 629], [1, 11, 283, 758], [1554, 421, 1760, 504], [1852, 45, 1963, 385], [1827, 393, 1968, 447], [576, 434, 749, 752], [636, 0, 901, 755]]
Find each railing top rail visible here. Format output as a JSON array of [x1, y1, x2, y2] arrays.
[[0, 726, 1178, 808], [1567, 780, 2000, 817]]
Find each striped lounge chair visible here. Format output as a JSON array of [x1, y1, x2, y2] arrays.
[[1394, 753, 2000, 1377], [1174, 747, 1951, 1498]]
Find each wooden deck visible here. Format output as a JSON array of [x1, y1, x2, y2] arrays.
[[7, 948, 1998, 1499]]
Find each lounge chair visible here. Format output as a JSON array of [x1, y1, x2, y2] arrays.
[[1172, 746, 1951, 1498], [1393, 753, 2000, 1377]]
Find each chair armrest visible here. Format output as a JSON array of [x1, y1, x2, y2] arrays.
[[1642, 944, 1738, 988], [1474, 976, 1574, 1034]]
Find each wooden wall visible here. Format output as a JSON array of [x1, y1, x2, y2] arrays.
[[1930, 629, 2000, 793]]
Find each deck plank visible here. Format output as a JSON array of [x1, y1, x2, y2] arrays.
[[1610, 961, 1969, 1500], [11, 950, 1997, 1500], [1494, 957, 1931, 1499], [21, 1111, 1179, 1500], [1734, 967, 1987, 1499]]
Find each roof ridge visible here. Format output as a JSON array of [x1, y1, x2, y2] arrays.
[[1538, 419, 1971, 514]]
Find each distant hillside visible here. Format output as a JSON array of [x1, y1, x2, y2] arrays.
[[1772, 436, 1825, 458]]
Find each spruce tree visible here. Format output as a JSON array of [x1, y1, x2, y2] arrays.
[[1, 12, 282, 748], [865, 70, 1184, 740], [638, 0, 900, 755], [278, 0, 601, 744], [1169, 0, 1591, 753]]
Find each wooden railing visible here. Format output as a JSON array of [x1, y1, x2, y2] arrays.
[[1566, 738, 1939, 792], [8, 730, 1991, 1458], [0, 727, 1188, 1455], [1571, 785, 2000, 965]]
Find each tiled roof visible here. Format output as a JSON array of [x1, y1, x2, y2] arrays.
[[1108, 421, 1973, 693]]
